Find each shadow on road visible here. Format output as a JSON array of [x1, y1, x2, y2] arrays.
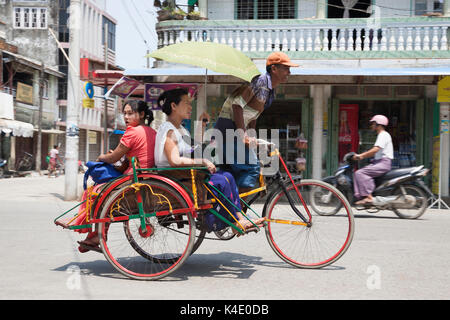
[[52, 251, 346, 281]]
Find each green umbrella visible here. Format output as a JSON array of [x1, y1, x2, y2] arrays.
[[147, 41, 261, 82]]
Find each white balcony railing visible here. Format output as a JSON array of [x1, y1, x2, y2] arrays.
[[156, 17, 450, 54]]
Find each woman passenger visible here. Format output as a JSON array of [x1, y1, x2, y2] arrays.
[[68, 100, 156, 252], [154, 88, 265, 233]]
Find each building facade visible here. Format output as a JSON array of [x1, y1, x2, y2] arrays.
[[149, 0, 450, 197], [0, 0, 64, 171], [55, 0, 124, 164]]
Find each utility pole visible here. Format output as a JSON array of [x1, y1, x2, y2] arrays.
[[103, 22, 109, 153], [65, 0, 81, 200], [36, 61, 44, 175]]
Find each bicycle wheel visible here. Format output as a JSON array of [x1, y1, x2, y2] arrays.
[[98, 179, 196, 280], [392, 185, 427, 219], [263, 179, 354, 269]]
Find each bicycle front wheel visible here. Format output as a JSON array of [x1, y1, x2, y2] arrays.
[[263, 179, 354, 269]]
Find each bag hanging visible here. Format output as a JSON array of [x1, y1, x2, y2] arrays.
[[83, 161, 122, 190]]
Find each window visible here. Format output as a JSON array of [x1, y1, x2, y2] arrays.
[[58, 0, 70, 42], [236, 0, 296, 20], [102, 17, 116, 51], [13, 7, 48, 29], [415, 0, 428, 15], [415, 0, 443, 16]]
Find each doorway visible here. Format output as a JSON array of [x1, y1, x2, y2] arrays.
[[327, 0, 371, 18]]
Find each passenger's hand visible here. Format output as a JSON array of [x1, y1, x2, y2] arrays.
[[353, 154, 362, 161], [202, 159, 216, 174], [243, 134, 257, 148]]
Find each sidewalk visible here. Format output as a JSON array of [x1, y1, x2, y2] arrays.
[[0, 172, 86, 203], [1, 172, 449, 214]]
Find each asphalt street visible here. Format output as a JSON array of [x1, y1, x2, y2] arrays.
[[0, 173, 449, 301]]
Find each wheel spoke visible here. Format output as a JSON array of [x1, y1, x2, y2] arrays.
[[264, 180, 354, 268], [99, 179, 195, 280]]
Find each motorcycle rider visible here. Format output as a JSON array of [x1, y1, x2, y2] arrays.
[[352, 115, 394, 205]]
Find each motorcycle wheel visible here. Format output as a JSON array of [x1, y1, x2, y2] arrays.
[[392, 185, 427, 219], [309, 183, 344, 216]]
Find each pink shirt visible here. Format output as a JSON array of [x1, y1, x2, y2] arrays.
[[120, 125, 156, 174]]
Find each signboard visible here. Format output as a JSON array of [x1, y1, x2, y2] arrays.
[[338, 104, 359, 163], [105, 76, 140, 99], [82, 98, 95, 109], [437, 76, 450, 103], [16, 82, 33, 105], [88, 131, 97, 144], [82, 81, 95, 108], [144, 83, 199, 110]]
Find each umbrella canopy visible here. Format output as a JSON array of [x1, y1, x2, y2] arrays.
[[147, 42, 261, 82]]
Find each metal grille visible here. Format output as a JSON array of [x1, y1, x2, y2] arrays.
[[237, 0, 296, 20]]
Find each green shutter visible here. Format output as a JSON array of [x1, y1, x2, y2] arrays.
[[415, 99, 425, 166], [327, 98, 340, 175], [301, 98, 312, 178]]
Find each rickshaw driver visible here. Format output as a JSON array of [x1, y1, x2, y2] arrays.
[[213, 52, 298, 193]]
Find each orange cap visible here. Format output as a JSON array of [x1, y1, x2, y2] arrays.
[[266, 52, 299, 67]]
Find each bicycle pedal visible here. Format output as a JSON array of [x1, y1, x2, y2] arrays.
[[243, 226, 259, 234]]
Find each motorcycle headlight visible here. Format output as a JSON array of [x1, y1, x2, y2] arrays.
[[337, 174, 349, 186]]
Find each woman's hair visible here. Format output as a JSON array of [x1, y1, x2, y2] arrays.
[[157, 88, 189, 116], [122, 99, 154, 125]]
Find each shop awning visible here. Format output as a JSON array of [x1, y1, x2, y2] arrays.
[[124, 65, 450, 78], [33, 128, 65, 134], [2, 50, 65, 78], [0, 118, 34, 137]]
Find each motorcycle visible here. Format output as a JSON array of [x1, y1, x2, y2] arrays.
[[0, 158, 6, 178], [311, 152, 431, 219]]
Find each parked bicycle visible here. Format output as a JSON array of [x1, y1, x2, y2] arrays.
[[16, 152, 33, 171]]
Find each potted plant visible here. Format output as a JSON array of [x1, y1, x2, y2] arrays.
[[171, 8, 186, 20], [186, 11, 201, 20], [157, 7, 172, 21]]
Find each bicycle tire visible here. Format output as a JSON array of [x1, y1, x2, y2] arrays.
[[263, 179, 354, 269], [98, 179, 196, 280]]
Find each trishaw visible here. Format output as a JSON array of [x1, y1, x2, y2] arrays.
[[55, 140, 354, 280]]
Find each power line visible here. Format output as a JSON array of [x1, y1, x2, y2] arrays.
[[130, 0, 158, 40], [121, 0, 151, 49]]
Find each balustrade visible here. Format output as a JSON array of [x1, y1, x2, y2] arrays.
[[156, 18, 450, 54]]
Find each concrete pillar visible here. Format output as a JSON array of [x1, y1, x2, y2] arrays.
[[198, 0, 208, 18], [440, 103, 449, 196], [316, 0, 327, 19], [311, 85, 324, 179]]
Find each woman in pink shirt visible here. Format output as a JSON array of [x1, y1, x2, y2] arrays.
[[69, 100, 156, 252]]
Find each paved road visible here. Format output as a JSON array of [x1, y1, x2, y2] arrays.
[[0, 174, 449, 301]]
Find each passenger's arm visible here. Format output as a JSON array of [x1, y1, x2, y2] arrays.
[[97, 143, 130, 164], [164, 130, 216, 173]]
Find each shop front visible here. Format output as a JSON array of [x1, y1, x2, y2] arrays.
[[326, 85, 433, 178], [201, 84, 312, 178]]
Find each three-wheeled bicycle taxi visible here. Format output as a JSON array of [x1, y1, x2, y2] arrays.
[[55, 140, 354, 280]]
